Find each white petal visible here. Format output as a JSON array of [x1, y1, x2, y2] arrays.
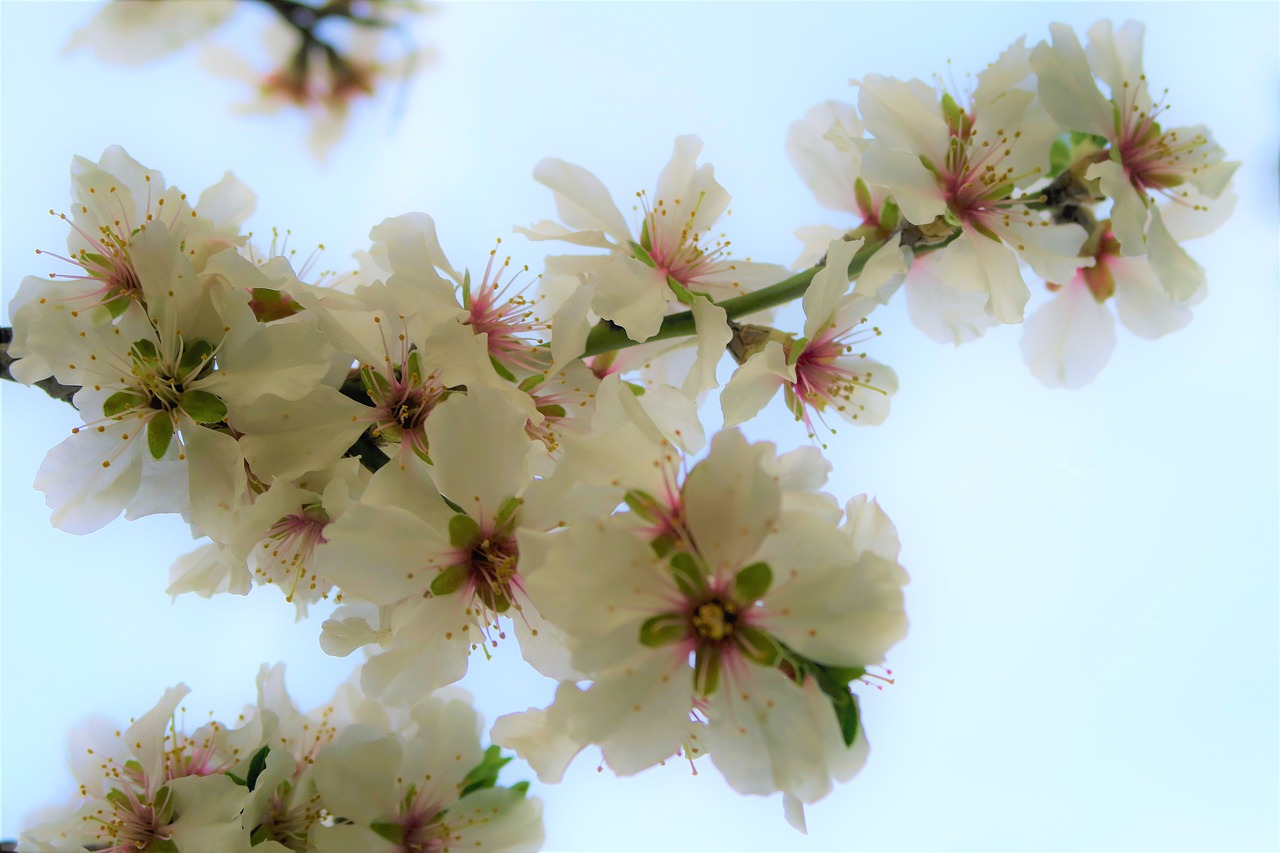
[[1111, 256, 1193, 339], [786, 100, 864, 214], [720, 341, 791, 428], [1020, 280, 1117, 388], [903, 253, 998, 345], [1030, 24, 1117, 138], [1087, 160, 1149, 256], [859, 144, 946, 225], [857, 74, 947, 162], [682, 297, 731, 397], [426, 385, 531, 517], [938, 230, 1030, 324], [1146, 205, 1206, 302], [532, 157, 632, 245], [684, 430, 779, 576], [589, 256, 669, 342]]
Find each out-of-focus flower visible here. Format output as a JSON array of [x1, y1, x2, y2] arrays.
[[66, 0, 236, 66]]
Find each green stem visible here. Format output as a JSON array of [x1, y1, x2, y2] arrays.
[[581, 227, 889, 358]]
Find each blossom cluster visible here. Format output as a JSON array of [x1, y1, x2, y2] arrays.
[[5, 16, 1236, 846], [19, 666, 542, 853]]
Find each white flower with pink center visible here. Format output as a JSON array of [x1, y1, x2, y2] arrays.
[[1031, 20, 1238, 299], [858, 39, 1089, 324], [721, 238, 905, 433], [493, 430, 907, 827]]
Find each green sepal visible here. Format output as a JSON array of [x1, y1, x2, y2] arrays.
[[918, 155, 943, 180], [629, 240, 657, 268], [853, 178, 875, 220], [734, 625, 779, 666], [733, 561, 772, 602], [1048, 135, 1072, 179], [624, 381, 646, 396], [105, 293, 132, 318], [518, 374, 546, 393], [440, 494, 466, 515], [105, 787, 132, 810], [245, 744, 270, 791], [494, 496, 521, 531], [693, 647, 721, 696], [180, 389, 227, 424], [878, 198, 901, 233], [430, 563, 471, 597], [668, 552, 708, 599], [649, 533, 678, 559], [249, 824, 272, 845], [360, 364, 391, 397], [178, 339, 215, 378], [666, 276, 697, 305], [460, 745, 513, 797], [131, 338, 160, 362], [490, 355, 517, 383], [941, 92, 964, 129], [103, 390, 148, 417], [405, 349, 424, 384], [809, 662, 863, 747], [638, 613, 686, 648], [154, 784, 175, 824], [226, 771, 247, 786], [639, 219, 653, 253], [371, 821, 405, 844], [448, 513, 481, 549], [461, 268, 473, 306], [969, 218, 1001, 243], [942, 207, 963, 228], [147, 414, 175, 459], [510, 780, 531, 797], [151, 840, 180, 853], [538, 403, 566, 419], [623, 489, 658, 521]]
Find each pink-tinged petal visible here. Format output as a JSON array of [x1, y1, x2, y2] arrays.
[[1030, 24, 1116, 138], [514, 219, 615, 249], [194, 171, 255, 229], [906, 251, 993, 343], [426, 386, 530, 517], [1159, 188, 1236, 242], [1111, 256, 1193, 339], [1021, 279, 1117, 389], [684, 430, 779, 577], [532, 157, 632, 246], [856, 74, 947, 162], [938, 230, 1030, 324], [860, 144, 946, 225], [589, 255, 669, 342], [1087, 160, 1149, 256], [802, 238, 862, 341], [491, 690, 585, 784], [683, 297, 731, 397], [721, 341, 792, 428], [792, 225, 848, 269], [706, 666, 868, 803], [1146, 205, 1206, 302], [1084, 19, 1147, 105], [786, 101, 863, 214]]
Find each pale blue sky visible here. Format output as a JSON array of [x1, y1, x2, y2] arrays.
[[2, 2, 1277, 850]]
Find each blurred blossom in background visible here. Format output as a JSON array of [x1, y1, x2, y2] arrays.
[[2, 2, 1277, 850]]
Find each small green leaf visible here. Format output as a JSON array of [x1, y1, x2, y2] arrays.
[[629, 239, 657, 268], [490, 355, 517, 383], [178, 339, 215, 378], [147, 414, 174, 459], [878, 198, 901, 233], [918, 155, 942, 179], [154, 785, 175, 824], [250, 824, 272, 845], [448, 513, 480, 549], [854, 177, 875, 220], [226, 771, 247, 787], [510, 780, 531, 797], [430, 563, 471, 597], [461, 268, 473, 305], [639, 219, 653, 253], [103, 390, 148, 417], [105, 293, 132, 318], [733, 561, 772, 602], [180, 389, 227, 424], [245, 744, 270, 791], [538, 403, 566, 419], [440, 494, 466, 514], [734, 625, 779, 666], [361, 364, 391, 396], [1047, 135, 1072, 178], [460, 745, 513, 796], [371, 821, 405, 844], [130, 338, 159, 362], [666, 276, 697, 305], [623, 489, 658, 521], [669, 552, 708, 599], [105, 788, 131, 809], [518, 374, 546, 393], [638, 613, 686, 647], [406, 349, 423, 384], [693, 647, 721, 696], [623, 381, 646, 396], [494, 496, 521, 531]]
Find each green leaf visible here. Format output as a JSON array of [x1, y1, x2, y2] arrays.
[[180, 389, 227, 424], [693, 646, 721, 696], [666, 276, 697, 305], [371, 821, 405, 844], [490, 355, 517, 383], [245, 744, 270, 791], [638, 613, 686, 647], [430, 563, 471, 597], [459, 745, 513, 797], [668, 552, 707, 599], [809, 661, 863, 747], [510, 780, 531, 797], [147, 414, 174, 459], [178, 339, 215, 378], [733, 561, 772, 602], [102, 390, 148, 417], [440, 494, 466, 514], [629, 239, 657, 268], [1048, 135, 1072, 179], [734, 625, 779, 666], [226, 771, 247, 787], [448, 513, 480, 549]]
